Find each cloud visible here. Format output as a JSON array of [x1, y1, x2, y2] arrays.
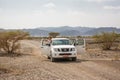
[[43, 2, 56, 8], [66, 10, 86, 16], [86, 0, 115, 3], [104, 6, 120, 10]]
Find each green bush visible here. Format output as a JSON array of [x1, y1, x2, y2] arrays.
[[0, 30, 29, 54], [93, 32, 119, 50]]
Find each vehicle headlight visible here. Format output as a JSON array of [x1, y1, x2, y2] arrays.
[[54, 48, 58, 52], [71, 48, 75, 51], [54, 48, 60, 52]]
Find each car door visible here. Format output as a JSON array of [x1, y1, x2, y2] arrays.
[[41, 39, 50, 56], [75, 38, 86, 54]]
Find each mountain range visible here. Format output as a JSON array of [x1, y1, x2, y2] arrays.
[[22, 26, 120, 37]]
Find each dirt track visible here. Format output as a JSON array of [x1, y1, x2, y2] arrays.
[[0, 40, 120, 80]]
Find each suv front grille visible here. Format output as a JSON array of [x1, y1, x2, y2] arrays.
[[56, 48, 74, 52], [61, 48, 69, 52], [59, 53, 72, 55]]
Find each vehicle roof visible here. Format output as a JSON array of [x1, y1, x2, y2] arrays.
[[52, 38, 69, 40]]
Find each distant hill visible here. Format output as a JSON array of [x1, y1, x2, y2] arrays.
[[0, 27, 120, 36], [23, 29, 49, 37], [24, 26, 94, 36], [60, 30, 81, 36], [36, 26, 93, 33], [0, 29, 4, 32], [22, 26, 120, 37], [84, 27, 120, 36]]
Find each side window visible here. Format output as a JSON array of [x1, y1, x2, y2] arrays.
[[70, 38, 85, 46], [78, 39, 84, 45], [70, 39, 76, 45], [42, 39, 51, 46]]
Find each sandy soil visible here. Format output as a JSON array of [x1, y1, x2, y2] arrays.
[[0, 40, 120, 80]]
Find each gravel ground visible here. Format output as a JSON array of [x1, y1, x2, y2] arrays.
[[0, 40, 120, 80]]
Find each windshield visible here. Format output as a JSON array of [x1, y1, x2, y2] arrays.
[[52, 39, 72, 45]]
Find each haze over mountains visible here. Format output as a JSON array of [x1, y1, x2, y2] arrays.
[[0, 26, 120, 36], [22, 26, 120, 37]]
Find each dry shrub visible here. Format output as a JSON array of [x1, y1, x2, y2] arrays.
[[0, 30, 29, 54], [49, 32, 60, 38], [93, 32, 119, 50]]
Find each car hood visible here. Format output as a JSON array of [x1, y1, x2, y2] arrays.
[[51, 45, 75, 48]]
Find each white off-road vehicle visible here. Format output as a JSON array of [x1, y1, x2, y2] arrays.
[[41, 38, 77, 62]]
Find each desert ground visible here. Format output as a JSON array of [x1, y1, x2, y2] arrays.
[[0, 40, 120, 80]]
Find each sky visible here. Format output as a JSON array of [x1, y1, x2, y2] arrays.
[[0, 0, 120, 29]]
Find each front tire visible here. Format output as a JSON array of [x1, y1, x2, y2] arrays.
[[72, 57, 77, 61], [47, 56, 50, 59], [51, 57, 55, 62]]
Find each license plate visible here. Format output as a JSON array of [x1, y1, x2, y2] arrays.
[[63, 55, 68, 57]]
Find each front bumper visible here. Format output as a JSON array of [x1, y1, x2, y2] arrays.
[[52, 52, 77, 58]]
